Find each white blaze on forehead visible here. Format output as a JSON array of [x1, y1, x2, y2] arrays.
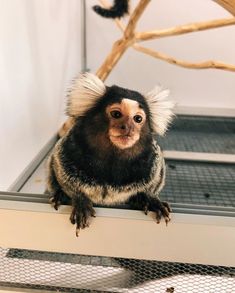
[[108, 98, 145, 117]]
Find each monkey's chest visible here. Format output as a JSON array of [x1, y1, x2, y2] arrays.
[[78, 156, 154, 186], [75, 159, 155, 204], [79, 183, 137, 205]]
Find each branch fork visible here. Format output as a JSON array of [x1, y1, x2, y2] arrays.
[[59, 0, 235, 136]]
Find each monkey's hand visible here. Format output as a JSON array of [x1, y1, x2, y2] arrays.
[[70, 194, 96, 236], [128, 193, 171, 224]]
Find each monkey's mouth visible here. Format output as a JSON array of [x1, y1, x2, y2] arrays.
[[112, 134, 132, 140], [109, 134, 137, 149]]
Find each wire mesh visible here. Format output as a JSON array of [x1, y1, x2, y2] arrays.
[[158, 115, 235, 154], [1, 159, 234, 208], [161, 160, 235, 207], [1, 248, 235, 292]]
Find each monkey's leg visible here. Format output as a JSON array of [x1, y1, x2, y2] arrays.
[[47, 163, 71, 210], [70, 194, 96, 236], [128, 193, 171, 224]]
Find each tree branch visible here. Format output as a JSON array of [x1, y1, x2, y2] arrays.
[[213, 0, 235, 16], [133, 44, 235, 72], [96, 0, 151, 81], [135, 17, 235, 41], [124, 0, 151, 38]]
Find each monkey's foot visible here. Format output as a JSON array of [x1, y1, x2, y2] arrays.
[[70, 195, 96, 236], [128, 193, 172, 224]]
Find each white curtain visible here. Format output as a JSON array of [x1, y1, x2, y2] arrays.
[[0, 0, 81, 190]]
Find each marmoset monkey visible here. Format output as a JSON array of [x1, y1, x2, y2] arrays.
[[47, 73, 174, 235]]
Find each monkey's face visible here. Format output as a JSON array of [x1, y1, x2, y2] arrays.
[[106, 98, 146, 149]]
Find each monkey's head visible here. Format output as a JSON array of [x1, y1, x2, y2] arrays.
[[105, 93, 146, 149], [67, 73, 174, 153]]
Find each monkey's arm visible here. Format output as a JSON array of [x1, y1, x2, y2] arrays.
[[127, 146, 171, 224], [47, 155, 71, 209], [47, 149, 96, 236]]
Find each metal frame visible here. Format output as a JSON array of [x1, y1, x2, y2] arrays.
[[7, 135, 57, 192], [174, 106, 235, 117], [81, 0, 87, 72], [0, 198, 235, 267], [164, 150, 235, 164], [0, 288, 54, 293]]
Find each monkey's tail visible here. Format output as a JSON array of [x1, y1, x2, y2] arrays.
[[93, 0, 129, 19]]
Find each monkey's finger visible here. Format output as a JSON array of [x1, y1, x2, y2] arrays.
[[54, 201, 60, 210], [155, 210, 161, 224], [70, 209, 76, 225], [76, 228, 80, 237], [144, 202, 150, 215], [76, 212, 84, 229], [49, 197, 58, 210], [144, 206, 148, 215], [82, 212, 91, 228], [164, 215, 171, 226], [49, 197, 55, 203], [162, 206, 171, 225], [91, 208, 96, 217], [162, 201, 172, 213]]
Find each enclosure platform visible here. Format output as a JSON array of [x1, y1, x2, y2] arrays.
[[0, 115, 234, 292], [158, 115, 235, 154]]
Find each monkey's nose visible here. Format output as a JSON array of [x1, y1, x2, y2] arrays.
[[120, 125, 126, 130]]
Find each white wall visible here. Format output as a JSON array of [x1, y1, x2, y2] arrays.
[[86, 0, 235, 113], [0, 0, 81, 190]]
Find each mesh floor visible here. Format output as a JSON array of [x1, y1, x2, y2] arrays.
[[161, 160, 235, 207], [1, 160, 234, 208], [1, 248, 234, 293], [158, 116, 235, 154]]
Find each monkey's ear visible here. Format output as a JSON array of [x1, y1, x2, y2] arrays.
[[145, 86, 175, 136], [67, 72, 106, 117]]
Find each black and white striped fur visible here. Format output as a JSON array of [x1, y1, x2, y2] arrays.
[[47, 73, 174, 235]]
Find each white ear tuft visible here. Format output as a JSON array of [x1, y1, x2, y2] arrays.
[[145, 86, 175, 136], [67, 72, 106, 117]]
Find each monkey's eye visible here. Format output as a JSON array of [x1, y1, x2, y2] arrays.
[[133, 115, 143, 123], [110, 110, 122, 119]]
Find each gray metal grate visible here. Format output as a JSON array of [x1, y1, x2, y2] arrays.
[[158, 116, 235, 154], [1, 159, 234, 208], [1, 248, 234, 292], [161, 160, 235, 207]]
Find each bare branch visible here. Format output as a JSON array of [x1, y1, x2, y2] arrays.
[[213, 0, 235, 16], [135, 17, 235, 41], [133, 44, 235, 72], [96, 0, 151, 81], [124, 0, 151, 38]]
